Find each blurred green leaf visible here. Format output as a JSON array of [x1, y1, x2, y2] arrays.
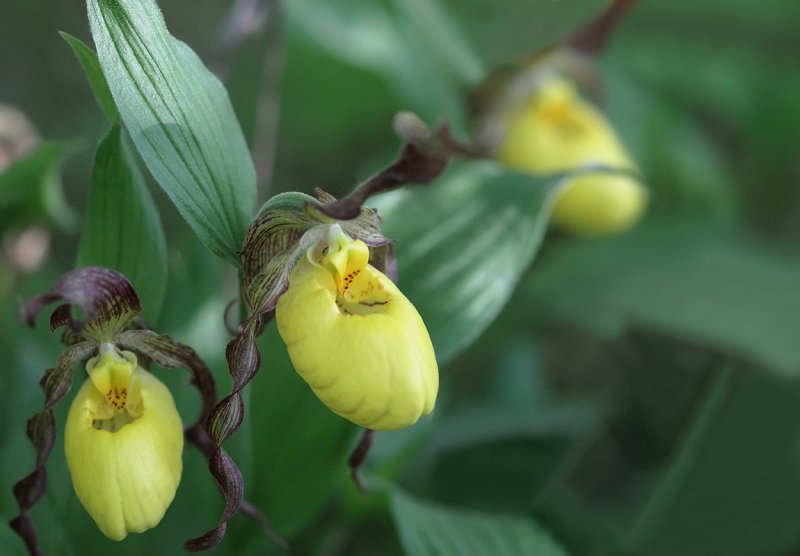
[[0, 143, 74, 231], [372, 161, 559, 365], [221, 9, 272, 149], [87, 0, 256, 264], [286, 0, 471, 128], [420, 406, 591, 514], [59, 32, 117, 122], [406, 340, 597, 513], [274, 33, 399, 194], [524, 218, 800, 377], [438, 0, 608, 67], [389, 0, 484, 87], [0, 144, 59, 214], [604, 72, 737, 222], [76, 123, 167, 323], [606, 0, 800, 235], [249, 322, 359, 537], [390, 489, 570, 556], [428, 437, 569, 513], [620, 365, 800, 556]]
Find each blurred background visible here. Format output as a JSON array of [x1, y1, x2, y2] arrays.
[[1, 0, 799, 554]]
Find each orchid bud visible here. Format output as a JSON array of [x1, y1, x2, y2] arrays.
[[497, 77, 647, 235]]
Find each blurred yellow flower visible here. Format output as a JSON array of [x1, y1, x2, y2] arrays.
[[276, 226, 438, 430], [64, 344, 183, 540], [497, 77, 647, 235]]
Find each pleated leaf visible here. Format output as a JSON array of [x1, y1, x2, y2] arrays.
[[523, 218, 800, 377], [371, 160, 561, 364], [87, 0, 256, 263], [77, 123, 167, 322]]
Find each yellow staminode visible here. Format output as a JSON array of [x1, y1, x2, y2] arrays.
[[497, 77, 647, 235], [64, 344, 183, 541], [276, 226, 438, 430]]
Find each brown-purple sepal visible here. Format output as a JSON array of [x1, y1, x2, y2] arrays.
[[20, 266, 141, 340], [242, 209, 317, 288]]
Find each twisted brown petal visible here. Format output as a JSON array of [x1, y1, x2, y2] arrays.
[[241, 209, 317, 307], [185, 315, 285, 550], [10, 341, 96, 556]]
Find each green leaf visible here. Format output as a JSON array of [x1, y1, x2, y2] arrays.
[[0, 144, 58, 213], [87, 0, 256, 264], [286, 0, 472, 128], [390, 489, 570, 556], [421, 409, 590, 514], [59, 31, 117, 122], [401, 340, 598, 514], [438, 0, 608, 67], [523, 217, 800, 377], [249, 322, 358, 536], [389, 0, 485, 87], [371, 160, 559, 365], [0, 143, 74, 231], [621, 365, 800, 556], [76, 124, 167, 322]]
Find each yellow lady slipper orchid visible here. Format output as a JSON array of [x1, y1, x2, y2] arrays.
[[64, 344, 183, 540], [497, 77, 647, 235], [276, 226, 438, 431]]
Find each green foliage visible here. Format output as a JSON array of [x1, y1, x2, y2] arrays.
[[2, 0, 800, 555], [64, 31, 167, 322], [524, 218, 800, 376], [0, 143, 73, 232], [77, 124, 167, 323], [374, 161, 560, 364], [250, 323, 358, 536], [87, 0, 256, 263], [286, 0, 473, 128], [391, 489, 570, 556], [59, 32, 117, 123], [622, 366, 800, 556], [437, 0, 608, 67]]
